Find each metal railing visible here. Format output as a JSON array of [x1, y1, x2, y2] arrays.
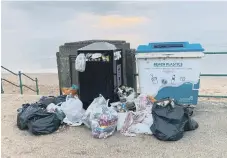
[[198, 52, 227, 98], [1, 66, 39, 95]]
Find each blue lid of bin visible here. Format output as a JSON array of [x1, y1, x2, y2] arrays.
[[136, 42, 204, 53]]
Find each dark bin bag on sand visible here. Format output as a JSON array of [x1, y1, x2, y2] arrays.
[[17, 103, 64, 135], [150, 98, 198, 141], [17, 103, 45, 130], [27, 112, 61, 135], [38, 95, 67, 107], [54, 95, 67, 105], [38, 96, 56, 107]]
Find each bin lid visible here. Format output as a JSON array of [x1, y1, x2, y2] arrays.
[[136, 42, 205, 53], [78, 42, 117, 51], [135, 52, 204, 59]]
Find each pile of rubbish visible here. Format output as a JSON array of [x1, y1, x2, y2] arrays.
[[17, 95, 67, 135], [16, 85, 198, 141]]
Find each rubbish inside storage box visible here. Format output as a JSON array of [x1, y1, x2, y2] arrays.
[[85, 53, 110, 62]]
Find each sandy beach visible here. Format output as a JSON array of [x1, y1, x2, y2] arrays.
[[1, 73, 227, 99], [1, 73, 60, 96], [1, 73, 227, 158]]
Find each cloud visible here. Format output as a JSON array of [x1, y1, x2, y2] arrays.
[[61, 13, 148, 49], [1, 1, 227, 73], [92, 15, 149, 29]]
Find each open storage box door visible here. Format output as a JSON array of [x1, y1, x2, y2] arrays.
[[57, 40, 137, 97], [72, 42, 123, 109]]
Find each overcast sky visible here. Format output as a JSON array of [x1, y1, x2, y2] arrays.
[[1, 1, 227, 73]]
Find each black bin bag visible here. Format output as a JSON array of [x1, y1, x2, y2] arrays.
[[17, 103, 45, 130], [150, 98, 198, 141], [27, 112, 61, 135], [17, 103, 64, 135]]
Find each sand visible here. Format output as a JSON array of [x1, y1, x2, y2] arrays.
[[1, 73, 227, 158], [2, 73, 227, 97], [1, 73, 60, 96]]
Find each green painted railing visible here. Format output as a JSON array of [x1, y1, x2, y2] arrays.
[[1, 66, 39, 95], [198, 52, 227, 98], [203, 52, 227, 55]]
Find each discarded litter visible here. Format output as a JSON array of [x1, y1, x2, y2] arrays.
[[17, 103, 45, 130], [114, 51, 121, 60], [16, 85, 199, 140], [120, 95, 153, 137], [75, 53, 86, 72], [61, 84, 79, 97], [61, 95, 85, 126], [17, 102, 64, 135], [150, 98, 198, 141], [91, 53, 102, 59], [27, 111, 63, 135], [38, 95, 67, 106], [117, 112, 127, 131], [47, 103, 61, 113], [85, 53, 110, 62], [38, 96, 55, 107], [117, 86, 137, 111], [117, 86, 136, 102], [82, 94, 118, 139], [54, 95, 67, 105]]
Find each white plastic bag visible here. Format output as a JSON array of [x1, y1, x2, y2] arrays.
[[120, 111, 153, 136], [82, 94, 118, 139], [82, 95, 108, 129], [128, 113, 153, 135], [114, 51, 121, 60], [117, 112, 127, 131], [128, 123, 152, 135], [120, 95, 154, 137], [46, 103, 66, 122], [75, 53, 86, 72], [61, 96, 85, 126], [142, 114, 153, 126], [134, 94, 152, 112], [91, 53, 102, 59], [46, 103, 61, 113]]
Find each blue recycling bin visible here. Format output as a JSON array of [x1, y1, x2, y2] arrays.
[[135, 42, 205, 105]]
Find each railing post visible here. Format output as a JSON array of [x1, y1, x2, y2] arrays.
[[35, 78, 39, 95], [1, 79, 4, 94], [18, 71, 23, 94]]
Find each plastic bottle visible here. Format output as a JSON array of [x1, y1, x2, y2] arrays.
[[121, 103, 127, 112]]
